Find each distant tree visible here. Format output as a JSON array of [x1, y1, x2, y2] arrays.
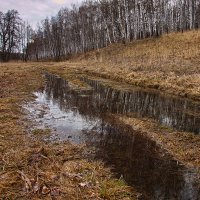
[[0, 10, 21, 61]]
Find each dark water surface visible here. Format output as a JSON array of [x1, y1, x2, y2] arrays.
[[81, 77, 200, 135], [25, 73, 200, 200]]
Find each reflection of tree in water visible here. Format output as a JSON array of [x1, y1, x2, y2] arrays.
[[84, 120, 199, 200], [82, 78, 200, 135], [45, 73, 200, 134], [44, 74, 102, 121], [43, 73, 200, 199]]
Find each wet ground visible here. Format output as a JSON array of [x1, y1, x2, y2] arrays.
[[24, 72, 200, 200]]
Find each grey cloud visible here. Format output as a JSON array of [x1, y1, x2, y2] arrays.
[[0, 0, 82, 28]]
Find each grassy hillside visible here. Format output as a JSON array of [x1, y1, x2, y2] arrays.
[[69, 30, 200, 100]]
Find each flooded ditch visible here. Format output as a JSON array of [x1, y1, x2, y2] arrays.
[[24, 72, 200, 200]]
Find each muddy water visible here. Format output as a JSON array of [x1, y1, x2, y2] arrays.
[[25, 73, 200, 200]]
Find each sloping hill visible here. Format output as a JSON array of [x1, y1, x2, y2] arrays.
[[69, 30, 200, 100]]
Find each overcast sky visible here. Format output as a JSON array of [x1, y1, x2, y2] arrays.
[[0, 0, 82, 28]]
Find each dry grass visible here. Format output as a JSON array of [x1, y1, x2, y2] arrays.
[[0, 63, 137, 199], [1, 30, 200, 197], [65, 30, 200, 100], [116, 115, 200, 168]]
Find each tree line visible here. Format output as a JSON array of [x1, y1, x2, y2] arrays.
[[1, 0, 200, 62]]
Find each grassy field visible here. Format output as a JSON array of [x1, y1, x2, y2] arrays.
[[67, 30, 200, 100], [0, 63, 137, 199], [1, 30, 200, 199]]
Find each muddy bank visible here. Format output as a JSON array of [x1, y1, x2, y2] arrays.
[[24, 71, 200, 199]]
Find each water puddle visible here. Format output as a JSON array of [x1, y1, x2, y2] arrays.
[[85, 121, 200, 200], [24, 73, 200, 200], [82, 77, 200, 135]]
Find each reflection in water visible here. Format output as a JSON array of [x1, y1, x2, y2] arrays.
[[26, 73, 200, 200], [44, 73, 200, 134], [82, 78, 200, 135], [85, 121, 200, 200]]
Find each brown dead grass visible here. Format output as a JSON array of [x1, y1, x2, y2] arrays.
[[0, 63, 136, 199], [63, 30, 200, 100], [1, 30, 200, 197]]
